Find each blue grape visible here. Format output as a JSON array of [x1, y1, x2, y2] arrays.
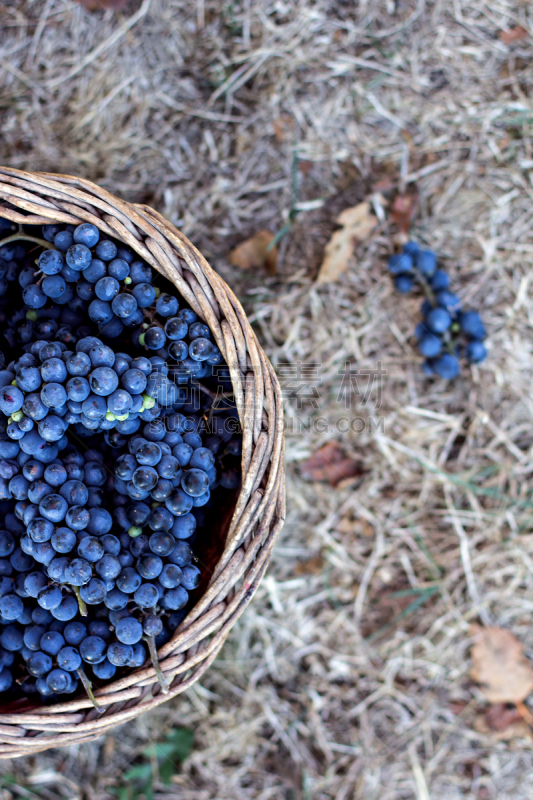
[[137, 554, 163, 580], [418, 334, 442, 358], [430, 269, 449, 291], [27, 651, 53, 676], [144, 327, 166, 350], [414, 249, 437, 277], [466, 341, 487, 364], [64, 558, 92, 586], [41, 383, 67, 408], [171, 513, 196, 540], [77, 537, 104, 563], [159, 563, 182, 589], [90, 367, 119, 396], [107, 259, 129, 281], [79, 635, 107, 664], [394, 275, 413, 293], [432, 353, 460, 379], [143, 614, 162, 636], [0, 594, 23, 620], [116, 567, 142, 593], [37, 584, 62, 610], [188, 322, 210, 340], [40, 630, 64, 656], [133, 583, 159, 607], [181, 468, 209, 497], [129, 262, 152, 282], [161, 586, 188, 611], [39, 493, 68, 522], [426, 308, 451, 334], [168, 341, 188, 362], [88, 299, 113, 324], [95, 240, 117, 261], [93, 658, 116, 679], [95, 276, 120, 302], [57, 646, 81, 672], [66, 244, 92, 271], [42, 224, 62, 242], [42, 275, 67, 300], [95, 554, 121, 580], [435, 290, 461, 314], [64, 621, 87, 646], [132, 283, 156, 308], [459, 310, 486, 340], [38, 250, 64, 275], [80, 578, 107, 605], [73, 223, 100, 248], [181, 564, 200, 590], [51, 595, 78, 621], [115, 616, 143, 645], [107, 641, 133, 666], [112, 293, 138, 319], [0, 386, 24, 415]]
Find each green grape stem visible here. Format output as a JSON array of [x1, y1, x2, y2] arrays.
[[77, 667, 102, 710], [145, 634, 170, 694], [74, 586, 88, 617]]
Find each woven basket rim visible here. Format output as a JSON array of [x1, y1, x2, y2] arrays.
[[0, 167, 285, 757]]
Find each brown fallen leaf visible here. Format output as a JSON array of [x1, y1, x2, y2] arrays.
[[485, 702, 523, 731], [391, 188, 419, 234], [474, 709, 532, 741], [229, 231, 277, 276], [294, 554, 324, 575], [75, 0, 130, 8], [316, 202, 377, 284], [272, 116, 294, 143], [499, 26, 528, 44], [470, 624, 533, 704], [300, 441, 363, 486]]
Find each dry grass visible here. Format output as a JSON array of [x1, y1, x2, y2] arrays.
[[2, 0, 533, 797]]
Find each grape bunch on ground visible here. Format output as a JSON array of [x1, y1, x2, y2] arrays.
[[0, 216, 242, 704], [388, 241, 487, 378]]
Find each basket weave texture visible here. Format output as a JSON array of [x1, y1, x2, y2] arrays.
[[0, 167, 285, 757]]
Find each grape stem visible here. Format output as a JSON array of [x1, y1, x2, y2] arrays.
[[415, 273, 457, 357], [74, 586, 88, 617], [145, 634, 170, 694], [77, 667, 102, 711], [0, 231, 56, 252]]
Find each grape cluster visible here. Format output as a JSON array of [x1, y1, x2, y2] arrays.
[[0, 217, 242, 704], [388, 241, 488, 378]]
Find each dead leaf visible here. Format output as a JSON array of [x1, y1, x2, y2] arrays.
[[75, 0, 130, 8], [391, 188, 419, 233], [470, 624, 533, 704], [336, 516, 374, 537], [272, 116, 294, 143], [300, 441, 363, 486], [485, 703, 523, 731], [229, 231, 277, 276], [316, 201, 377, 284], [449, 700, 468, 716], [294, 554, 324, 575], [474, 709, 532, 741], [297, 160, 313, 175], [499, 26, 528, 44]]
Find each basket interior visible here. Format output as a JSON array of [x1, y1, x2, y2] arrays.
[[0, 212, 242, 713]]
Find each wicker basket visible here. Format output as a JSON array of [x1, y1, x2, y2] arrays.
[[0, 167, 285, 757]]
